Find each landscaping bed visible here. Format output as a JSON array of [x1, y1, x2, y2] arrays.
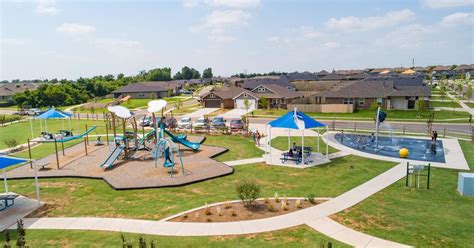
[[170, 198, 325, 223]]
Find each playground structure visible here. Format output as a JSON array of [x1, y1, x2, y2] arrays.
[[405, 162, 431, 190], [99, 100, 200, 177]]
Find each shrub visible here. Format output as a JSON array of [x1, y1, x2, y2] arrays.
[[4, 138, 18, 148], [236, 180, 260, 207], [267, 203, 277, 212], [274, 192, 280, 203], [224, 201, 231, 209], [230, 210, 237, 217], [264, 197, 269, 203], [281, 200, 288, 211], [306, 193, 316, 204], [204, 203, 211, 215], [296, 199, 302, 209], [216, 206, 222, 216]]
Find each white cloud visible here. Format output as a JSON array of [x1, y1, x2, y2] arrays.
[[35, 0, 59, 16], [440, 12, 474, 26], [183, 0, 260, 8], [324, 42, 341, 49], [191, 9, 251, 37], [299, 26, 321, 39], [93, 38, 142, 54], [325, 9, 415, 31], [422, 0, 474, 9], [208, 35, 236, 42], [377, 24, 432, 49], [0, 38, 30, 46], [56, 23, 96, 35]]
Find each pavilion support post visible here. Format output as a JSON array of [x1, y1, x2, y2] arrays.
[[3, 168, 8, 194], [302, 129, 304, 164], [30, 118, 34, 139], [61, 142, 65, 156], [112, 114, 117, 140], [34, 165, 41, 206], [28, 139, 33, 169], [288, 128, 291, 151], [317, 128, 320, 153], [54, 138, 60, 169], [326, 127, 329, 160], [269, 127, 272, 164]]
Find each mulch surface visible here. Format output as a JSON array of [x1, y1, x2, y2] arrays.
[[170, 199, 326, 222]]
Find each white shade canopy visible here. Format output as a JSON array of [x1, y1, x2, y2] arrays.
[[147, 100, 167, 113], [108, 105, 132, 119]]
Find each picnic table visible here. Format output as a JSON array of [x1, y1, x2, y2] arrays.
[[0, 194, 19, 211], [294, 146, 312, 156], [280, 152, 302, 164]]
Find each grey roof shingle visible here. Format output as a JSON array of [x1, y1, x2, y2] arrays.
[[112, 81, 181, 94]]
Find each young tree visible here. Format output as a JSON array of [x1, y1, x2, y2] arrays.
[[259, 97, 269, 109], [466, 85, 472, 103], [417, 94, 426, 117], [175, 98, 183, 110]]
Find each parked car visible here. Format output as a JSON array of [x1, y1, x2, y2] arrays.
[[139, 116, 152, 127], [230, 119, 244, 131], [28, 108, 42, 116], [193, 117, 208, 130], [211, 116, 226, 129], [178, 89, 193, 95], [178, 117, 192, 129]]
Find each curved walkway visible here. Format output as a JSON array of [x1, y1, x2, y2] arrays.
[[17, 153, 409, 247]]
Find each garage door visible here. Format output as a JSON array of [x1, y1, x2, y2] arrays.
[[235, 99, 256, 110], [204, 99, 221, 108]]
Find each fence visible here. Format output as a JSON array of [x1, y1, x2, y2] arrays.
[[327, 120, 474, 141], [287, 104, 354, 113]]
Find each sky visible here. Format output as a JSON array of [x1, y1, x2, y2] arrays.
[[1, 0, 473, 80]]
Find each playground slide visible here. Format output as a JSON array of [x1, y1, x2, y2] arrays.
[[163, 129, 200, 150], [99, 145, 125, 169]]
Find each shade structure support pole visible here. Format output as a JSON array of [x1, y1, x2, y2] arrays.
[[3, 168, 8, 194], [62, 119, 64, 130], [40, 118, 43, 133], [326, 127, 329, 160], [269, 126, 272, 164], [317, 127, 320, 153], [28, 139, 33, 169], [30, 118, 34, 139], [34, 164, 41, 206], [68, 117, 71, 131], [54, 139, 60, 169], [45, 119, 48, 133], [302, 129, 304, 164], [288, 128, 291, 151]]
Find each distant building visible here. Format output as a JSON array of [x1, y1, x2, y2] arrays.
[[0, 83, 40, 102], [111, 81, 184, 99]]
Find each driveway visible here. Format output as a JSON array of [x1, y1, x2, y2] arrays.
[[182, 108, 219, 118], [220, 108, 254, 119]]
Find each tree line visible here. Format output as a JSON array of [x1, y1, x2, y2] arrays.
[[10, 66, 214, 108]]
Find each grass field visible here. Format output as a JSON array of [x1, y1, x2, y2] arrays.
[[332, 140, 474, 247], [270, 136, 339, 154], [0, 119, 106, 150], [466, 102, 474, 108], [203, 135, 264, 162], [429, 101, 462, 108], [0, 155, 395, 220], [0, 226, 349, 248], [0, 114, 22, 125], [251, 109, 471, 122]]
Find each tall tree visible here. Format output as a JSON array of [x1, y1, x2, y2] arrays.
[[202, 68, 213, 78]]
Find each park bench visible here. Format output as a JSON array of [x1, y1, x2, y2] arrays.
[[0, 194, 19, 211]]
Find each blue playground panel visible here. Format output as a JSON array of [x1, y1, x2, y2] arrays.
[[458, 173, 474, 196], [335, 134, 446, 163]]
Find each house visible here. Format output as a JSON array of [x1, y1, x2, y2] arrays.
[[0, 83, 40, 102], [240, 76, 294, 90], [111, 81, 183, 99], [370, 68, 390, 74], [308, 80, 430, 110], [200, 86, 250, 109], [283, 72, 318, 82], [247, 84, 302, 109]]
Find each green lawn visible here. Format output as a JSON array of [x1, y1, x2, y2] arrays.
[[429, 101, 462, 108], [120, 97, 190, 109], [332, 140, 474, 247], [0, 226, 349, 248], [171, 103, 202, 115], [252, 109, 471, 122], [1, 155, 395, 220], [0, 114, 22, 125], [270, 136, 339, 154], [203, 135, 264, 162], [429, 95, 451, 100], [466, 102, 474, 108], [0, 119, 106, 150]]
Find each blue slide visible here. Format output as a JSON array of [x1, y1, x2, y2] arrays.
[[163, 129, 200, 150], [99, 145, 125, 169]]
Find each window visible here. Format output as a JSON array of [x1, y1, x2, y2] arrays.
[[138, 93, 145, 97], [343, 98, 354, 104], [358, 98, 365, 106], [257, 87, 265, 92], [243, 93, 248, 97], [210, 93, 215, 98], [376, 97, 383, 105]]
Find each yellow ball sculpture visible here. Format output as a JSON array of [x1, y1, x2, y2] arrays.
[[399, 148, 409, 158]]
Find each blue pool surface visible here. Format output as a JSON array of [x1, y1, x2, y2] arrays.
[[335, 133, 446, 163]]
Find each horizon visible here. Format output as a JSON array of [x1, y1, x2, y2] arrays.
[[1, 0, 473, 81]]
